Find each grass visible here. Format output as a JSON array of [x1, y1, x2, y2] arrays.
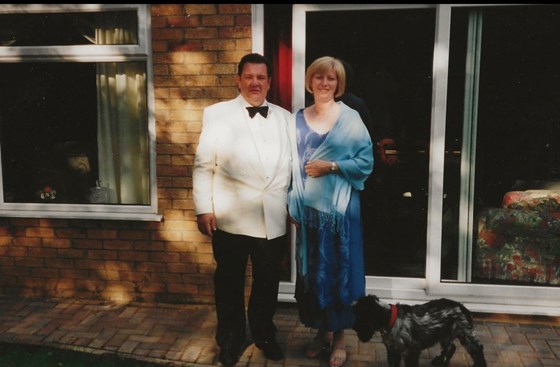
[[0, 342, 172, 367]]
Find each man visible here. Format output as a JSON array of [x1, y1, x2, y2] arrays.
[[193, 53, 291, 366]]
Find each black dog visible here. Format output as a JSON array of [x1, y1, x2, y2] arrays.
[[353, 295, 486, 367]]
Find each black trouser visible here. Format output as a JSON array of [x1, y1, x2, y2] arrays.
[[212, 230, 287, 348]]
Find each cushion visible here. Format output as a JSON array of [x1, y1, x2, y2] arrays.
[[503, 190, 560, 212]]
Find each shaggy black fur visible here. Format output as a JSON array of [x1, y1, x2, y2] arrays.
[[353, 295, 486, 367]]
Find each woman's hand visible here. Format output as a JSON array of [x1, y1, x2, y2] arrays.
[[305, 159, 334, 178]]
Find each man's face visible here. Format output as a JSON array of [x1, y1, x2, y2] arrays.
[[237, 62, 271, 107]]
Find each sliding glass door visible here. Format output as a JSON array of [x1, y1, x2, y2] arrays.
[[295, 5, 437, 279], [261, 4, 560, 314]]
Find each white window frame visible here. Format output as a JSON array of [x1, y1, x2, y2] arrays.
[[0, 4, 160, 221], [256, 3, 560, 316]]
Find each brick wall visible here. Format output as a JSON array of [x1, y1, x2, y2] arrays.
[[0, 4, 252, 305]]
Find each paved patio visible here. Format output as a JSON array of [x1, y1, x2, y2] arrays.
[[0, 295, 559, 366]]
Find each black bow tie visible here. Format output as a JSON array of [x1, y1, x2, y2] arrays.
[[246, 106, 269, 118]]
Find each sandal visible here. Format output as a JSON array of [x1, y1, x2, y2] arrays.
[[305, 335, 330, 358], [329, 347, 347, 367], [329, 330, 347, 367]]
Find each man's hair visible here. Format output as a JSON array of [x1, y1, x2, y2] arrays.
[[238, 53, 272, 77]]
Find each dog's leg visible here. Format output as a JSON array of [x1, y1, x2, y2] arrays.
[[432, 341, 455, 366], [465, 344, 486, 367], [386, 345, 402, 367], [432, 355, 444, 366], [432, 340, 452, 366], [459, 333, 487, 367], [403, 349, 421, 367]]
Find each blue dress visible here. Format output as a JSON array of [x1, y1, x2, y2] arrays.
[[293, 109, 366, 332]]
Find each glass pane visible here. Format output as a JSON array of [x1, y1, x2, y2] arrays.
[[305, 8, 436, 277], [445, 5, 560, 285], [0, 61, 150, 205], [0, 10, 138, 46]]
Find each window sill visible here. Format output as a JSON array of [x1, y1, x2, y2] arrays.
[[0, 209, 163, 221]]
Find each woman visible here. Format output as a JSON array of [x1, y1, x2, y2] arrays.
[[288, 56, 374, 367]]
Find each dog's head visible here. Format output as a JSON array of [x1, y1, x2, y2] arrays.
[[352, 294, 389, 342]]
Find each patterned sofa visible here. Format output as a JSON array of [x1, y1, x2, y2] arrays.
[[474, 190, 560, 285]]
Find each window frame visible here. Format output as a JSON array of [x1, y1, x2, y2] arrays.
[[0, 4, 160, 221]]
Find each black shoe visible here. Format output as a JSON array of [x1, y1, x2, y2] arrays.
[[219, 340, 252, 366], [256, 340, 284, 361], [219, 344, 240, 366]]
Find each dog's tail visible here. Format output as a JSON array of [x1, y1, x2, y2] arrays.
[[458, 302, 474, 325]]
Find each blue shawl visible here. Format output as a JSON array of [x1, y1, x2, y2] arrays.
[[288, 102, 374, 277]]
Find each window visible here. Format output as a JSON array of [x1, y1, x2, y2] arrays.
[[444, 5, 560, 286], [0, 4, 159, 220], [268, 4, 560, 313]]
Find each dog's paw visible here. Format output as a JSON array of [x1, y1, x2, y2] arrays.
[[432, 355, 444, 366]]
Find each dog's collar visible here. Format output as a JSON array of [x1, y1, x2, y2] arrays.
[[387, 304, 398, 329]]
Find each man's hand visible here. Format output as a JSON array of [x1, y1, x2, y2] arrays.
[[378, 138, 397, 166], [288, 214, 300, 229], [197, 213, 217, 237]]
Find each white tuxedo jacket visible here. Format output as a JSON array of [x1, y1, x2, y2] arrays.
[[193, 95, 292, 239]]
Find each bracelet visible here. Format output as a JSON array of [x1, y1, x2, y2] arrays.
[[331, 161, 336, 173]]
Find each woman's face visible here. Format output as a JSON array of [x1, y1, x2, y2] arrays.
[[310, 68, 337, 102]]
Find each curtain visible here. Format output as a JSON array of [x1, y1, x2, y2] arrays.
[[271, 32, 292, 111], [95, 14, 149, 204]]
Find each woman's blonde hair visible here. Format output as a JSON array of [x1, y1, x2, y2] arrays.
[[305, 56, 346, 98]]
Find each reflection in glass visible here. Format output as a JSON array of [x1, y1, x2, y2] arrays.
[[0, 10, 138, 47], [305, 8, 436, 278], [444, 5, 560, 286], [0, 62, 150, 205]]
